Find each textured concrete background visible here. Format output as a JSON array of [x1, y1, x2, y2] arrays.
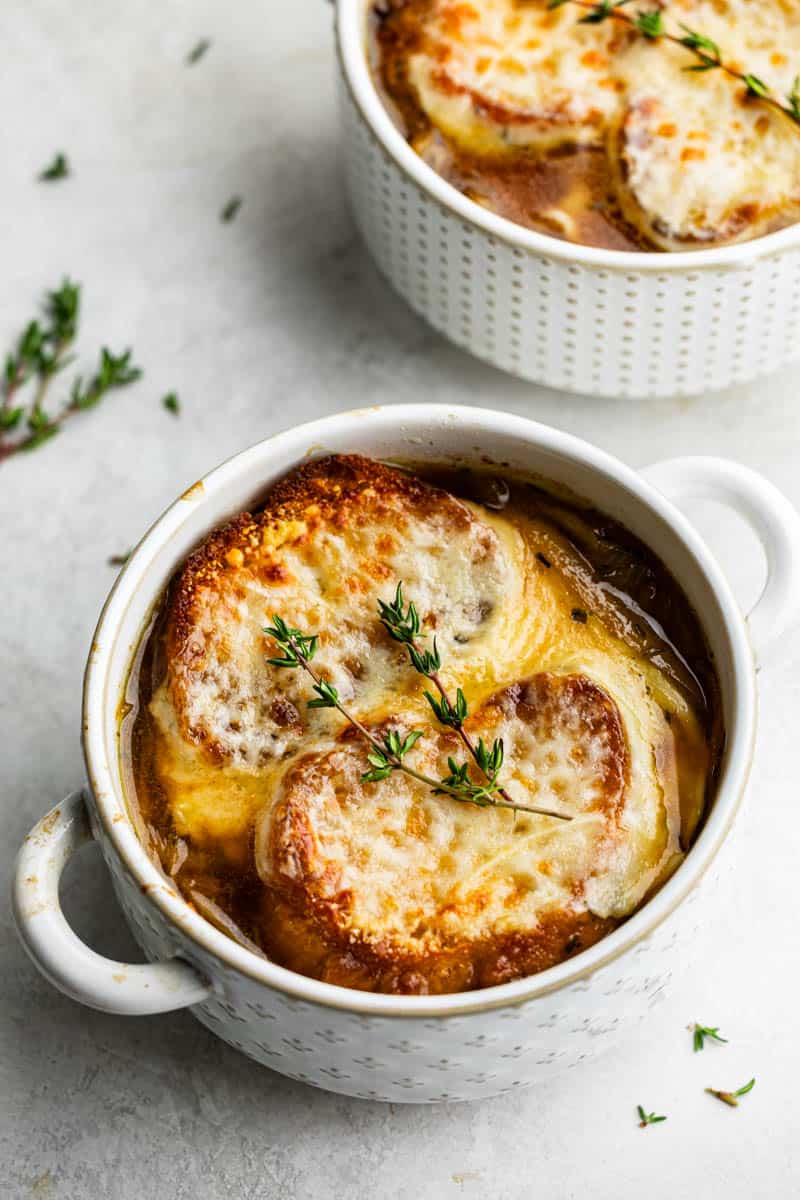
[[2, 2, 799, 1196]]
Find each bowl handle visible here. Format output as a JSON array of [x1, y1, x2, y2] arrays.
[[13, 789, 212, 1015], [641, 456, 800, 663]]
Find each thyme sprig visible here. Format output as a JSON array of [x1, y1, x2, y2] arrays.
[[0, 279, 142, 462], [1, 280, 80, 456], [637, 1105, 667, 1128], [691, 1023, 728, 1052], [263, 613, 568, 819], [705, 1077, 755, 1108], [377, 583, 525, 812], [548, 0, 800, 129]]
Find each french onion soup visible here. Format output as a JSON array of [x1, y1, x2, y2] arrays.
[[370, 0, 800, 250], [122, 455, 722, 994]]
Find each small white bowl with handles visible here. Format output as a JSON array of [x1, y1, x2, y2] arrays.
[[334, 0, 800, 398], [13, 405, 800, 1102]]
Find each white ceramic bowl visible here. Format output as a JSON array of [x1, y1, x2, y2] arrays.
[[13, 405, 800, 1102], [336, 0, 800, 398]]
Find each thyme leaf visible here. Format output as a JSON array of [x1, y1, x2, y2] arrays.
[[220, 196, 242, 223], [187, 39, 211, 65], [691, 1023, 728, 1052], [705, 1078, 756, 1108], [108, 549, 133, 567], [39, 153, 70, 182], [637, 1105, 667, 1127]]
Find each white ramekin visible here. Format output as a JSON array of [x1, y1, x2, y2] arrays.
[[13, 405, 800, 1102], [335, 0, 800, 398]]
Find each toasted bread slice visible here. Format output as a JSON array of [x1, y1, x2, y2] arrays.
[[253, 670, 679, 991], [407, 0, 629, 155], [162, 454, 524, 768], [612, 22, 800, 249]]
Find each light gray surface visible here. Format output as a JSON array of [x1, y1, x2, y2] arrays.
[[1, 2, 799, 1196]]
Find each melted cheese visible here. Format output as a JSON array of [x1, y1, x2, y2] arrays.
[[145, 456, 710, 988], [408, 0, 628, 152], [401, 0, 800, 247], [254, 664, 677, 959]]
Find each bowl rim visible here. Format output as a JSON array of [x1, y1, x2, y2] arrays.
[[335, 0, 800, 273], [82, 404, 755, 1018]]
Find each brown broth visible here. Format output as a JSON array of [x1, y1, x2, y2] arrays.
[[121, 463, 723, 993]]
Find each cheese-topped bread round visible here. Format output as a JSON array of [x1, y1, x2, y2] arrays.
[[612, 3, 800, 248], [162, 454, 524, 768], [254, 668, 679, 991], [374, 0, 800, 250], [129, 455, 719, 994], [407, 0, 630, 154]]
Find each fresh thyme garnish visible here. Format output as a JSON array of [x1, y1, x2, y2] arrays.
[[187, 39, 211, 65], [263, 612, 569, 819], [0, 280, 142, 463], [637, 1105, 667, 1128], [1, 280, 79, 456], [548, 1, 800, 129], [571, 607, 588, 624], [376, 583, 549, 814], [691, 1023, 728, 1052], [705, 1077, 755, 1108], [162, 392, 180, 416], [69, 348, 142, 411], [108, 550, 132, 567], [38, 153, 70, 182], [220, 196, 242, 223]]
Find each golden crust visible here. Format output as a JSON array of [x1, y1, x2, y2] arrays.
[[168, 454, 467, 663]]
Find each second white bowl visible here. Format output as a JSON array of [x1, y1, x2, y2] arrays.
[[335, 0, 800, 398]]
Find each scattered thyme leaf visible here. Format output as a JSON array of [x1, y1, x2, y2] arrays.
[[571, 607, 588, 623], [220, 196, 242, 223], [691, 1023, 728, 1052], [637, 1105, 667, 1128], [162, 392, 180, 416], [705, 1078, 755, 1107], [38, 153, 70, 182], [187, 39, 211, 65], [108, 550, 132, 567], [536, 551, 551, 567]]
